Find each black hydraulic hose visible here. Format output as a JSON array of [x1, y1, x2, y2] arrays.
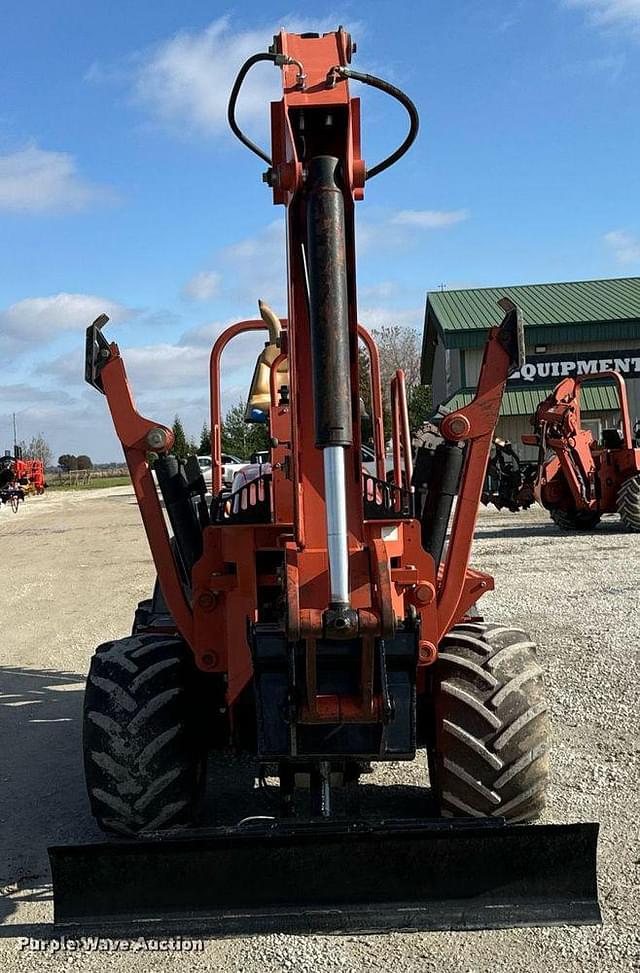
[[155, 454, 203, 574], [228, 51, 419, 180], [420, 442, 465, 569], [330, 67, 419, 179], [227, 52, 277, 165]]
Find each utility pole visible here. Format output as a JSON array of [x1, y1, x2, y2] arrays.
[[12, 412, 18, 455]]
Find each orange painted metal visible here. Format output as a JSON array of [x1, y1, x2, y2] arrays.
[[391, 368, 413, 489], [358, 324, 387, 482], [93, 344, 195, 646], [437, 325, 511, 638], [209, 319, 285, 495], [93, 29, 516, 719], [528, 370, 640, 515]]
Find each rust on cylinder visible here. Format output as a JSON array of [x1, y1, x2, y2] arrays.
[[305, 155, 353, 448]]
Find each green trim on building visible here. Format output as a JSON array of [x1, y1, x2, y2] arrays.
[[422, 276, 640, 382], [443, 382, 621, 418]]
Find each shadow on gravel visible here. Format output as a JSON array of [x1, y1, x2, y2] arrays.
[[0, 666, 434, 937], [477, 520, 626, 540], [0, 666, 94, 932]]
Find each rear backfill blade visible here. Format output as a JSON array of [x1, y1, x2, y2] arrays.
[[49, 819, 600, 935]]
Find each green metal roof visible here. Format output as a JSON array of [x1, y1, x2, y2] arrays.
[[443, 382, 621, 418], [421, 276, 640, 381]]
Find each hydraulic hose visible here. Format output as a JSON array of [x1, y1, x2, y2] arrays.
[[227, 52, 278, 165], [327, 66, 419, 179], [227, 51, 305, 165], [228, 51, 420, 182]]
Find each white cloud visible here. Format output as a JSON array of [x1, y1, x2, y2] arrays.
[[0, 293, 129, 356], [391, 209, 470, 229], [0, 382, 73, 406], [131, 17, 280, 137], [38, 331, 259, 460], [359, 306, 422, 331], [217, 220, 287, 310], [182, 270, 222, 301], [604, 229, 640, 264], [0, 146, 113, 213], [563, 0, 640, 29], [124, 16, 361, 138], [123, 344, 212, 390]]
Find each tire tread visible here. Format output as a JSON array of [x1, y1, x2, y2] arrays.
[[83, 634, 206, 835], [430, 622, 550, 821]]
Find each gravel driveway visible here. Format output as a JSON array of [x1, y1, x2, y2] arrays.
[[1, 488, 637, 971]]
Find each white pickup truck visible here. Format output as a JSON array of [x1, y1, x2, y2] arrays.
[[197, 454, 248, 491]]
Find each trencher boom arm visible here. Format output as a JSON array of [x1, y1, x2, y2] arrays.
[[70, 27, 600, 936], [85, 314, 195, 643]]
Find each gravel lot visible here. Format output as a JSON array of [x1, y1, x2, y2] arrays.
[[1, 487, 638, 971]]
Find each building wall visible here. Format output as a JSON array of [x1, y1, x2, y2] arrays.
[[463, 336, 640, 420], [431, 343, 462, 405]]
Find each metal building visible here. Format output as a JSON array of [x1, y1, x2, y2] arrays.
[[421, 276, 640, 457]]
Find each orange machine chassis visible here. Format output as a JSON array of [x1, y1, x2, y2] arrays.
[[86, 29, 522, 727], [524, 370, 640, 515]]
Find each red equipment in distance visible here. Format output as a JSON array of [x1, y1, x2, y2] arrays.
[[0, 454, 46, 511], [523, 371, 640, 530], [15, 458, 47, 495]]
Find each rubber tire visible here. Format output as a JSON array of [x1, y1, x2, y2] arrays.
[[617, 473, 640, 531], [428, 622, 549, 822], [549, 506, 601, 530], [83, 634, 207, 835]]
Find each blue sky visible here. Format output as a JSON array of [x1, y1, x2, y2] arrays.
[[1, 0, 639, 461]]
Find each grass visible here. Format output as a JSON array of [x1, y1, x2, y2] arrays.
[[47, 476, 131, 491]]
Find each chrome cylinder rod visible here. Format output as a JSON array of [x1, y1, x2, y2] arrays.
[[323, 446, 350, 605]]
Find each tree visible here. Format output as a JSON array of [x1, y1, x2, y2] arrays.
[[221, 400, 269, 459], [372, 324, 422, 392], [407, 384, 432, 434], [58, 454, 77, 472], [20, 433, 53, 468], [359, 325, 431, 438], [199, 422, 211, 455], [77, 455, 93, 470], [171, 416, 189, 459]]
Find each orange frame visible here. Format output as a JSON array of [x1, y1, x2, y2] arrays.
[[89, 29, 518, 717]]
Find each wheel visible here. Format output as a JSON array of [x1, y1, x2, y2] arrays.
[[549, 506, 600, 530], [83, 634, 207, 835], [617, 473, 640, 531], [428, 622, 549, 822]]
